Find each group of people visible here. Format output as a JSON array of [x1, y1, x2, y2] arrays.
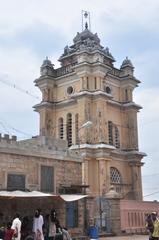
[[0, 213, 21, 240], [146, 211, 159, 240], [0, 209, 71, 240]]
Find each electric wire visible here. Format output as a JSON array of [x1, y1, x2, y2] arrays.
[[0, 78, 159, 196], [0, 78, 40, 100], [0, 119, 33, 138], [1, 119, 32, 137], [144, 190, 159, 198]]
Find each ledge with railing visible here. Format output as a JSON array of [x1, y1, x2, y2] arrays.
[[56, 62, 77, 77]]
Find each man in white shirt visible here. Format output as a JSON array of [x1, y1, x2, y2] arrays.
[[11, 213, 22, 240], [33, 209, 44, 240]]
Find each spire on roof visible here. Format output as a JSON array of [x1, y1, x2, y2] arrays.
[[82, 10, 91, 31], [121, 56, 134, 69], [40, 57, 55, 76]]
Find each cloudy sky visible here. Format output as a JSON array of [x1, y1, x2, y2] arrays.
[[0, 0, 159, 200]]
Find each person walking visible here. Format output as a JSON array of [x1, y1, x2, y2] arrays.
[[4, 222, 14, 240], [48, 209, 57, 240], [33, 209, 44, 240], [87, 219, 98, 240], [145, 213, 154, 240], [11, 213, 22, 240], [0, 223, 5, 240], [151, 212, 159, 240]]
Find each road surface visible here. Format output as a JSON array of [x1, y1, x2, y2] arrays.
[[102, 235, 148, 240]]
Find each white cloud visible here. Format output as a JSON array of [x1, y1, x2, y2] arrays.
[[135, 88, 159, 123], [134, 88, 159, 200], [0, 45, 41, 138], [0, 0, 159, 36]]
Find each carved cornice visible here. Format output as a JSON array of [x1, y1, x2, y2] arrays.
[[107, 100, 142, 110]]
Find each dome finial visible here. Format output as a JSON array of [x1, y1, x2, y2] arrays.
[[82, 10, 91, 31], [40, 57, 54, 76], [121, 56, 134, 69], [85, 22, 88, 29]]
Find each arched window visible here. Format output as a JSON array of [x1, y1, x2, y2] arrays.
[[67, 113, 72, 147], [75, 114, 79, 145], [108, 121, 113, 145], [115, 126, 120, 148], [67, 86, 73, 95], [94, 77, 97, 89], [105, 86, 111, 94], [58, 118, 64, 139], [108, 121, 120, 148], [125, 89, 128, 101], [110, 167, 122, 184], [87, 77, 89, 89]]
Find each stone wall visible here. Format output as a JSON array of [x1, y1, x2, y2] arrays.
[[0, 135, 82, 192], [0, 135, 84, 235]]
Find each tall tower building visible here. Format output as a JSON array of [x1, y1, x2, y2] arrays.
[[34, 14, 145, 200]]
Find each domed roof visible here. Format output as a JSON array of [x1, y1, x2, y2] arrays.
[[73, 28, 100, 45], [40, 57, 55, 77], [41, 57, 54, 69], [121, 57, 134, 69], [59, 27, 115, 62]]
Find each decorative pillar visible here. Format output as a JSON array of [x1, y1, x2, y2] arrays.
[[129, 161, 143, 200], [82, 158, 89, 186], [97, 158, 111, 196]]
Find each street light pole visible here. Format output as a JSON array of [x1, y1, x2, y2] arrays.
[[77, 120, 92, 233]]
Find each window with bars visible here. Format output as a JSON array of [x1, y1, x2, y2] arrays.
[[58, 117, 64, 139], [125, 89, 128, 101], [115, 126, 120, 148], [75, 113, 79, 145], [110, 167, 122, 184], [87, 77, 89, 89], [108, 121, 120, 148], [65, 201, 78, 228], [41, 166, 54, 193], [67, 113, 72, 147], [7, 174, 25, 191], [94, 77, 97, 89], [108, 121, 113, 145]]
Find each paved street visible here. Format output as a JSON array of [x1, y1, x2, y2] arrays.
[[101, 235, 148, 240]]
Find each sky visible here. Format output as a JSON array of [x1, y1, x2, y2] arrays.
[[0, 0, 159, 201]]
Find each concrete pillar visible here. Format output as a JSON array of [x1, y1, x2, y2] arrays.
[[98, 158, 106, 195], [105, 187, 122, 234], [97, 158, 111, 196], [109, 198, 121, 234], [129, 162, 143, 200], [82, 158, 89, 185]]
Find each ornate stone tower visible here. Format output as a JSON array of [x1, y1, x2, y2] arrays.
[[34, 16, 145, 200]]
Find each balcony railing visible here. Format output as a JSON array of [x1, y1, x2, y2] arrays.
[[56, 62, 77, 77], [111, 183, 132, 197]]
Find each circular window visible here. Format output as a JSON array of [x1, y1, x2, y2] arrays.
[[67, 86, 73, 95], [104, 86, 111, 94]]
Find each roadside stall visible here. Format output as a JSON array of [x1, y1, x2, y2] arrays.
[[0, 191, 87, 239]]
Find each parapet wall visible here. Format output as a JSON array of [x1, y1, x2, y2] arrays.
[[0, 134, 81, 161], [0, 133, 17, 143], [120, 199, 159, 233]]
